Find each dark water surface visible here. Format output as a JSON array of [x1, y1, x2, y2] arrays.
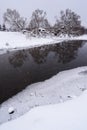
[[0, 40, 87, 104]]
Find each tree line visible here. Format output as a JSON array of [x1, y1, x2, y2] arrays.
[[0, 8, 86, 36]]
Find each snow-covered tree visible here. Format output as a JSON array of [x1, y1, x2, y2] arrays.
[[54, 9, 83, 36], [29, 9, 50, 30], [3, 9, 27, 31]]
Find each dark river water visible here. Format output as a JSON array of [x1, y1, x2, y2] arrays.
[[0, 40, 87, 104]]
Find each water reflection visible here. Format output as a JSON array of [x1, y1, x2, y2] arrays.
[[9, 41, 84, 67], [29, 46, 49, 64], [55, 41, 84, 63], [9, 50, 28, 68], [0, 40, 86, 104]]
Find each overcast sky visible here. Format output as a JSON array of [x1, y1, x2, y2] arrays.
[[0, 0, 87, 26]]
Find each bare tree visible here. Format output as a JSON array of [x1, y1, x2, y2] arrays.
[[3, 9, 27, 31]]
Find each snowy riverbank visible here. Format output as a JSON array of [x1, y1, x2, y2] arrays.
[[0, 31, 87, 54], [1, 90, 87, 130], [0, 66, 87, 129], [0, 66, 87, 125]]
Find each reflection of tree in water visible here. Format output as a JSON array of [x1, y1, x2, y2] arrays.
[[52, 40, 84, 64], [9, 50, 28, 68], [29, 46, 49, 64], [9, 40, 84, 67], [29, 40, 84, 64]]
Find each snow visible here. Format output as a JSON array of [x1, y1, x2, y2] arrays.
[[0, 89, 87, 130], [0, 31, 87, 55], [0, 66, 87, 124]]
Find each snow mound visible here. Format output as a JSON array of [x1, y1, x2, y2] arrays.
[[0, 66, 87, 124], [0, 90, 87, 130]]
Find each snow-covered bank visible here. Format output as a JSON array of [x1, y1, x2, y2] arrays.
[[0, 31, 87, 54], [0, 66, 87, 124], [0, 88, 87, 130], [0, 31, 62, 53]]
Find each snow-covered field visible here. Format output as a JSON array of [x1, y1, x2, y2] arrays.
[[0, 66, 87, 125], [0, 31, 87, 55], [0, 67, 87, 129]]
